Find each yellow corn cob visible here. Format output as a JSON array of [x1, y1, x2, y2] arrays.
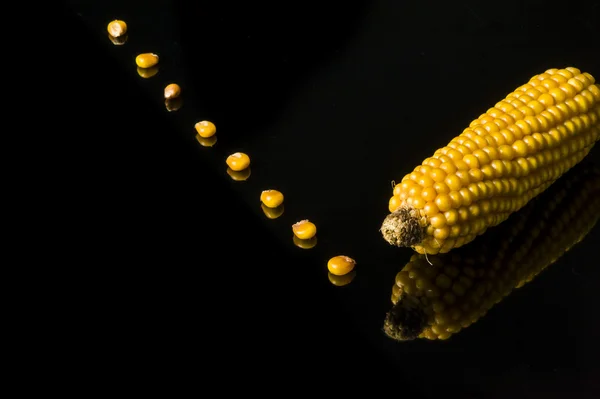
[[383, 162, 600, 341], [381, 67, 600, 255]]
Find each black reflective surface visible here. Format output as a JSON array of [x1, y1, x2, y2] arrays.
[[58, 1, 599, 396]]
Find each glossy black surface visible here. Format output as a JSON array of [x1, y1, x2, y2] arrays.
[[58, 1, 599, 396]]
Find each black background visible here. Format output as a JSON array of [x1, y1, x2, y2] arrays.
[[50, 1, 599, 396]]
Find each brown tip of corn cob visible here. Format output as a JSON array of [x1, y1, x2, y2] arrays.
[[380, 205, 424, 247], [383, 294, 426, 341]]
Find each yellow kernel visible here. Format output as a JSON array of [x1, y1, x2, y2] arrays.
[[439, 162, 457, 174], [468, 168, 483, 183], [459, 188, 473, 206], [444, 209, 459, 225], [226, 152, 250, 171], [423, 202, 439, 217], [548, 87, 567, 102], [389, 195, 402, 212], [260, 189, 284, 208], [448, 191, 462, 208], [567, 77, 584, 92], [559, 83, 577, 98], [164, 83, 181, 99], [527, 100, 545, 114], [430, 168, 447, 182], [445, 174, 462, 191], [226, 167, 251, 181], [455, 160, 469, 171], [435, 194, 452, 212], [328, 271, 356, 286], [429, 213, 447, 228], [137, 65, 159, 79], [462, 154, 479, 169], [498, 144, 515, 160], [195, 120, 217, 138], [419, 165, 433, 175], [195, 133, 217, 148], [135, 53, 159, 68], [408, 185, 422, 198], [107, 19, 127, 37], [412, 196, 426, 209], [400, 180, 416, 193], [327, 255, 356, 276], [292, 219, 317, 240], [537, 93, 555, 107], [418, 175, 435, 187], [421, 187, 437, 202], [433, 182, 450, 194]]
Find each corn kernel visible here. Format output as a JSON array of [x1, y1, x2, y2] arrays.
[[107, 20, 127, 38], [292, 220, 317, 240], [164, 83, 181, 99], [260, 189, 284, 208], [226, 152, 250, 171], [195, 120, 217, 138], [389, 195, 402, 212], [327, 255, 356, 276], [136, 53, 159, 69]]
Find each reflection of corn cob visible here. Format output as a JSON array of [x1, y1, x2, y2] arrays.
[[381, 67, 600, 255], [383, 162, 600, 341]]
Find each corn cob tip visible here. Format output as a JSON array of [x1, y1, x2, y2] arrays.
[[380, 205, 424, 248], [383, 295, 426, 341]]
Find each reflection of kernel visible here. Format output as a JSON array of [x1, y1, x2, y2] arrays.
[[227, 167, 251, 181], [292, 220, 316, 240], [195, 121, 216, 138], [165, 97, 183, 112], [226, 152, 250, 171], [260, 190, 284, 208], [164, 83, 181, 99], [261, 203, 284, 219], [293, 235, 317, 249], [328, 271, 356, 286], [327, 255, 356, 276], [107, 20, 127, 37], [137, 65, 158, 79], [135, 53, 159, 68], [195, 134, 217, 148], [108, 33, 127, 45]]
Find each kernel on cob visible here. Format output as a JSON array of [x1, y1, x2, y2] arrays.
[[382, 163, 600, 341], [381, 67, 600, 255]]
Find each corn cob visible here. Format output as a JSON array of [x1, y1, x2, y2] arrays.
[[381, 67, 600, 255], [383, 162, 600, 341]]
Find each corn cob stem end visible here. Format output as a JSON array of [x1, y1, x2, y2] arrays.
[[380, 205, 424, 248], [383, 295, 426, 341]]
